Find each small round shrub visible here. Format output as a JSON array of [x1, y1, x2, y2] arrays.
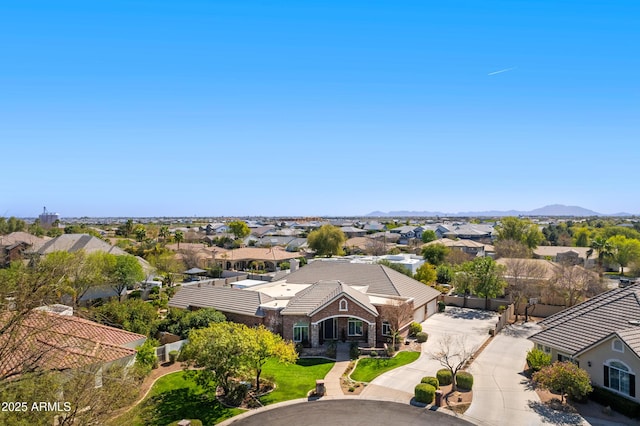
[[526, 348, 552, 372], [437, 301, 446, 312], [414, 383, 436, 404], [420, 376, 439, 389], [370, 350, 378, 357], [436, 369, 453, 386], [415, 332, 428, 343], [456, 371, 474, 390], [409, 322, 423, 336], [349, 342, 360, 359], [168, 350, 179, 364]]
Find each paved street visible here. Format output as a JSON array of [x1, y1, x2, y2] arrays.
[[360, 307, 499, 399], [228, 399, 473, 426]]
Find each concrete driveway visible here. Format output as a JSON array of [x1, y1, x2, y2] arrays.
[[360, 307, 499, 400], [464, 322, 588, 426]]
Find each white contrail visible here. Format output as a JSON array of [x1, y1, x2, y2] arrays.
[[488, 67, 516, 76]]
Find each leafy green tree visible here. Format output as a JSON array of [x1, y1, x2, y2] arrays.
[[160, 308, 226, 339], [109, 255, 144, 297], [436, 264, 453, 284], [378, 259, 412, 277], [135, 338, 159, 376], [307, 224, 346, 257], [472, 257, 507, 310], [573, 227, 591, 247], [533, 361, 592, 403], [496, 217, 543, 249], [421, 230, 437, 243], [452, 261, 475, 298], [93, 298, 158, 336], [247, 325, 297, 391], [414, 263, 437, 284], [607, 235, 640, 276], [181, 322, 254, 397], [228, 220, 251, 240], [134, 225, 147, 243], [421, 243, 450, 266]]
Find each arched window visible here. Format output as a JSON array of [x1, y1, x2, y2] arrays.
[[339, 299, 348, 312], [605, 360, 636, 397]]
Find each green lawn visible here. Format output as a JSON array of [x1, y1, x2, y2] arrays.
[[109, 371, 244, 426], [259, 358, 335, 405], [110, 358, 334, 425], [350, 351, 421, 382]]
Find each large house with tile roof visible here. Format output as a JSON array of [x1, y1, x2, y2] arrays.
[[0, 307, 146, 381], [169, 261, 441, 348], [529, 284, 640, 402]]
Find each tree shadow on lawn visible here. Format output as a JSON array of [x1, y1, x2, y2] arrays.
[[138, 387, 239, 426]]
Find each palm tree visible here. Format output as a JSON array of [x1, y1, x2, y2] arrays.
[[590, 236, 613, 273], [174, 230, 184, 250], [159, 225, 170, 244]]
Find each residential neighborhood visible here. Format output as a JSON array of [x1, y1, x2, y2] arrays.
[[2, 212, 640, 425]]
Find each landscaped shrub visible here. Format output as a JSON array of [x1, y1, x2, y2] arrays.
[[168, 350, 179, 364], [370, 350, 378, 357], [436, 369, 453, 386], [385, 344, 395, 357], [590, 386, 640, 418], [420, 376, 439, 389], [456, 371, 474, 390], [526, 348, 552, 372], [415, 332, 428, 343], [437, 301, 446, 312], [349, 341, 360, 359], [414, 383, 436, 404], [409, 322, 423, 336]]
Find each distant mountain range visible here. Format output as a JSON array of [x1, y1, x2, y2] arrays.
[[366, 204, 634, 217]]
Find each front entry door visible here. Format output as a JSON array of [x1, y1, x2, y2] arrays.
[[324, 318, 336, 340]]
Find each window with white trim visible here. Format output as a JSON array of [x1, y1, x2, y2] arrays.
[[382, 321, 391, 336], [348, 318, 363, 336], [293, 324, 309, 343], [605, 360, 636, 397], [613, 339, 624, 353], [339, 299, 348, 312]]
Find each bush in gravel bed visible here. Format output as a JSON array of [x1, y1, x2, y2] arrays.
[[414, 383, 436, 404], [436, 369, 453, 386], [456, 371, 473, 390]]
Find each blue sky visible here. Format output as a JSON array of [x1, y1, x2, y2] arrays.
[[1, 1, 638, 217]]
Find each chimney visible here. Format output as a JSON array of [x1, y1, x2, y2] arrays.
[[290, 258, 300, 272]]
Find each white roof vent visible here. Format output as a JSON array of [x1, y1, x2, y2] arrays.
[[628, 320, 640, 326]]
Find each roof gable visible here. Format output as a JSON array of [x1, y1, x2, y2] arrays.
[[281, 280, 378, 316], [530, 284, 640, 355]]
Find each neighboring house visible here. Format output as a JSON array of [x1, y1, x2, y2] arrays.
[[216, 246, 300, 272], [168, 261, 440, 348], [34, 233, 153, 275], [533, 246, 596, 269], [423, 238, 493, 258], [389, 226, 423, 244], [436, 223, 495, 242], [0, 231, 48, 250], [529, 284, 640, 402], [0, 306, 146, 381], [340, 226, 367, 239]]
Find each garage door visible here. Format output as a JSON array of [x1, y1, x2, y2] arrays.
[[426, 299, 437, 318], [413, 306, 425, 323]]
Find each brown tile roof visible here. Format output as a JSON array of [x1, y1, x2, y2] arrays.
[[281, 280, 378, 316], [0, 311, 146, 378], [224, 246, 299, 262], [284, 261, 440, 308], [0, 232, 48, 249], [168, 284, 273, 317], [530, 284, 640, 356]]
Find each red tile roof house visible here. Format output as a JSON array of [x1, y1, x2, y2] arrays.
[[0, 306, 146, 382], [169, 261, 440, 349]]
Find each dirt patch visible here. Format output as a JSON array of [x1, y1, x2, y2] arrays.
[[440, 384, 472, 414]]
